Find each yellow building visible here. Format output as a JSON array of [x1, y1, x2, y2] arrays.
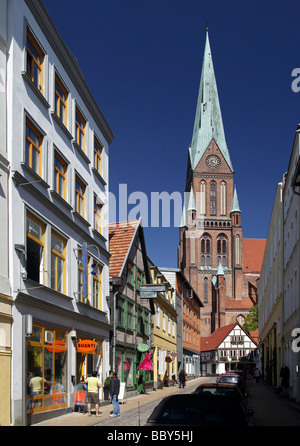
[[149, 265, 178, 387]]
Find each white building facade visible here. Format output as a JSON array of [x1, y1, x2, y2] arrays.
[[282, 125, 300, 402], [5, 0, 113, 425]]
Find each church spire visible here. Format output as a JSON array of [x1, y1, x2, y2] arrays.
[[189, 29, 233, 172]]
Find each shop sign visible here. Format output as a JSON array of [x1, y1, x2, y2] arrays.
[[77, 340, 97, 353], [137, 343, 149, 352], [169, 352, 178, 357]]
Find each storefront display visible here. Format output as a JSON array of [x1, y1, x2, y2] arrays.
[[27, 324, 68, 413]]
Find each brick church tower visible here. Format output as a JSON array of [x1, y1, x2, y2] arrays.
[[178, 29, 249, 337]]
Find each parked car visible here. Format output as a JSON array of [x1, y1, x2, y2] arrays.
[[193, 382, 245, 400], [217, 373, 247, 396], [145, 393, 254, 426]]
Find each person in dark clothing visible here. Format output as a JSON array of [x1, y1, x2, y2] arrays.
[[178, 369, 187, 389], [109, 371, 120, 417]]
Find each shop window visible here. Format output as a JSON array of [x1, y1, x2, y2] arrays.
[[26, 212, 45, 284], [27, 325, 68, 414]]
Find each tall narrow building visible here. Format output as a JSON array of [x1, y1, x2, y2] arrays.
[[178, 30, 265, 337]]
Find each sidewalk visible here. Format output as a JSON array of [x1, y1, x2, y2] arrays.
[[33, 377, 205, 427], [247, 377, 300, 426]]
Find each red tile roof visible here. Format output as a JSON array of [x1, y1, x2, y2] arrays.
[[200, 323, 236, 352], [109, 220, 139, 277], [226, 297, 256, 310], [243, 238, 267, 273], [200, 322, 258, 352]]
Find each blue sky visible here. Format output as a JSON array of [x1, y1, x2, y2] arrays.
[[43, 0, 300, 268]]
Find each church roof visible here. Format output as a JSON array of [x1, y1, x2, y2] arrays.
[[243, 238, 267, 273], [189, 30, 233, 172]]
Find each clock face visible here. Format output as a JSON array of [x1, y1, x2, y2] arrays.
[[206, 155, 221, 168]]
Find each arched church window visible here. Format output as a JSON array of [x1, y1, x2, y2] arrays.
[[210, 181, 216, 215], [200, 181, 206, 215], [204, 277, 208, 303], [220, 181, 226, 215]]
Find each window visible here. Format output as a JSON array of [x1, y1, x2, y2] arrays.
[[77, 249, 90, 303], [200, 181, 206, 214], [220, 181, 226, 215], [92, 262, 102, 310], [210, 181, 216, 215], [94, 196, 103, 233], [126, 263, 134, 287], [136, 268, 145, 291], [75, 107, 86, 152], [204, 277, 208, 303], [127, 303, 134, 331], [25, 118, 43, 176], [54, 152, 67, 199], [26, 213, 45, 284], [27, 325, 68, 414], [94, 137, 103, 175], [156, 304, 160, 328], [26, 29, 44, 93], [117, 297, 125, 327], [55, 75, 68, 126], [51, 232, 66, 293], [75, 176, 85, 217]]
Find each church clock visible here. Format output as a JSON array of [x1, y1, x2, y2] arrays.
[[206, 155, 221, 168]]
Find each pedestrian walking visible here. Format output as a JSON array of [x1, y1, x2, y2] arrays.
[[254, 368, 260, 383], [109, 371, 120, 417], [85, 371, 102, 417], [178, 369, 187, 389]]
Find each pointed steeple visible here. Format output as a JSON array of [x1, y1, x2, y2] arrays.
[[189, 29, 233, 172], [231, 185, 241, 213]]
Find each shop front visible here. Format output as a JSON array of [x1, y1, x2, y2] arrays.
[[25, 320, 106, 425], [115, 347, 153, 397], [27, 324, 68, 415]]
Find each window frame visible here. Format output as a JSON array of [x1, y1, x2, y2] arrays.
[[26, 28, 44, 94], [75, 106, 86, 152], [51, 231, 66, 294], [94, 136, 103, 176], [25, 117, 43, 176], [75, 175, 86, 218], [55, 74, 68, 127], [54, 151, 67, 200], [26, 212, 45, 284], [94, 196, 103, 233]]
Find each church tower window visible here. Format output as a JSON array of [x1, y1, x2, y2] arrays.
[[220, 181, 226, 215], [200, 181, 206, 214], [210, 181, 216, 215]]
